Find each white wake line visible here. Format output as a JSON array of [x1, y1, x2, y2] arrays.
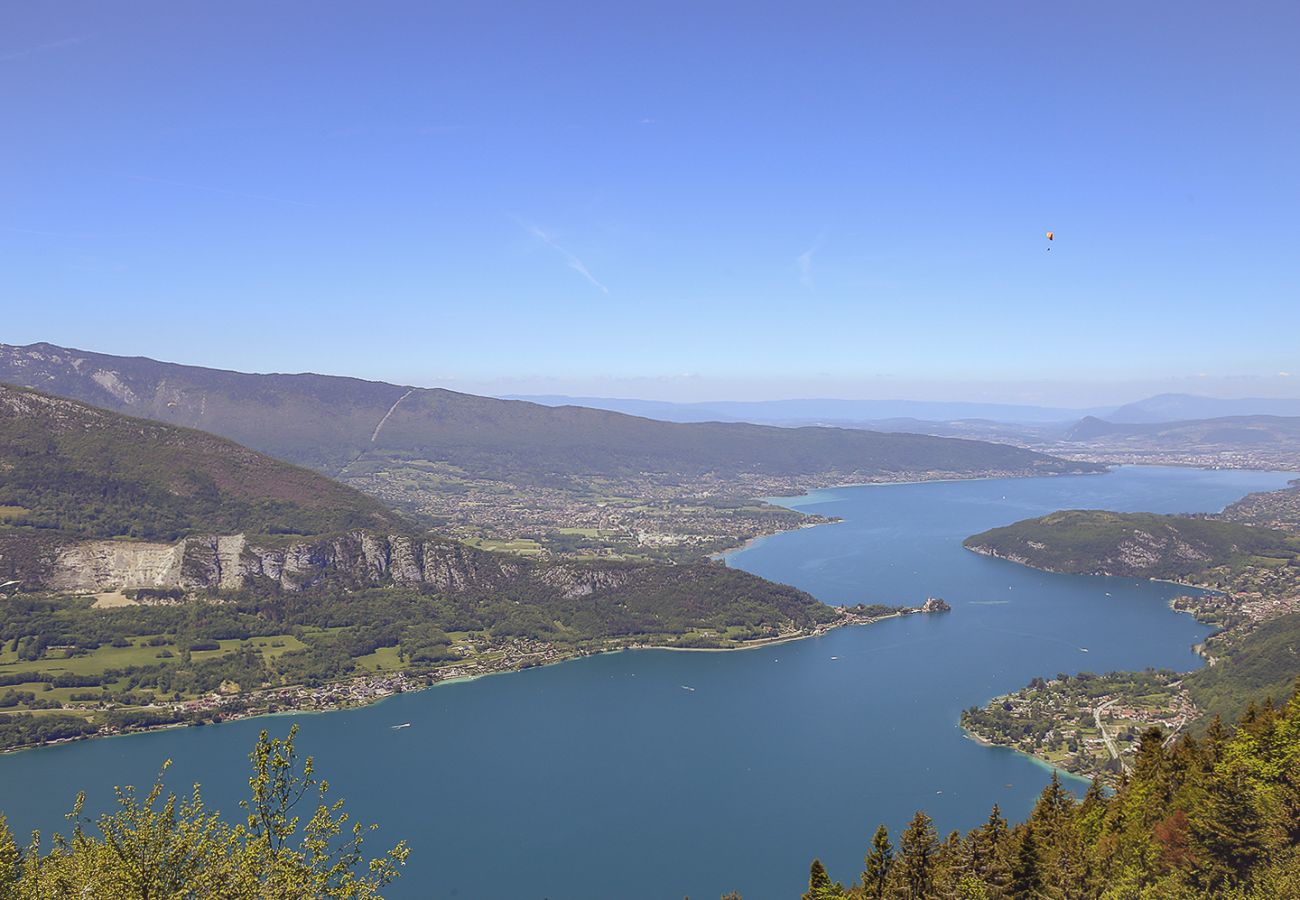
[[371, 389, 414, 442]]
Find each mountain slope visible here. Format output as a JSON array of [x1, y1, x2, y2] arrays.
[[0, 384, 403, 542], [0, 342, 1097, 484], [369, 386, 1089, 483], [963, 509, 1300, 580], [1064, 414, 1300, 446], [506, 394, 1108, 425], [1109, 392, 1300, 423], [0, 383, 840, 649], [0, 343, 409, 473]]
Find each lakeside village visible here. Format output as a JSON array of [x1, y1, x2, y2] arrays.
[[15, 599, 951, 753], [963, 588, 1300, 783], [961, 669, 1200, 782]]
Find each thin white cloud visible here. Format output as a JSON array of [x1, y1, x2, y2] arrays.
[[796, 248, 815, 288], [797, 233, 825, 288], [0, 35, 88, 62], [521, 221, 609, 294]]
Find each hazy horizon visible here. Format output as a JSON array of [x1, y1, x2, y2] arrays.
[[5, 336, 1299, 408]]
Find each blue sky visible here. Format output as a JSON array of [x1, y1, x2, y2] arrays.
[[2, 2, 1297, 404]]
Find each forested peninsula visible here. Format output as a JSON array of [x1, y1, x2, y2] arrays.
[[960, 505, 1300, 780]]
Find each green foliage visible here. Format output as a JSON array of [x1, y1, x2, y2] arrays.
[[965, 509, 1300, 581], [861, 824, 893, 899], [803, 858, 848, 900], [0, 726, 407, 898], [890, 811, 939, 898], [0, 559, 836, 750], [0, 384, 401, 547], [803, 681, 1300, 898], [0, 713, 97, 749], [1187, 611, 1300, 724]]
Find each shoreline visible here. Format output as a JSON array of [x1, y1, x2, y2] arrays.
[[0, 465, 1218, 758], [710, 517, 838, 562], [718, 467, 1115, 562], [959, 724, 1093, 788], [1, 605, 929, 757]]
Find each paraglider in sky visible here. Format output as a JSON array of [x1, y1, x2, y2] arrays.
[[1045, 230, 1054, 251]]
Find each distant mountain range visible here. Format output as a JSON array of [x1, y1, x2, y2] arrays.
[[0, 342, 1094, 487], [506, 395, 1110, 425], [510, 392, 1300, 428], [1064, 414, 1300, 446], [1107, 393, 1300, 423]]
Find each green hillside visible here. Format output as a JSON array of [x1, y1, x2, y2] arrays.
[[1187, 611, 1300, 723], [368, 386, 1084, 484], [0, 384, 403, 541], [964, 509, 1300, 581]]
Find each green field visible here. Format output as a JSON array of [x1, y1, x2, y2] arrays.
[[0, 506, 28, 522], [0, 633, 308, 680]]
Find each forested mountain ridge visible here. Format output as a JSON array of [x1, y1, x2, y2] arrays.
[[0, 342, 1098, 483], [963, 510, 1300, 581], [0, 342, 407, 473], [0, 383, 402, 542], [0, 342, 1102, 558]]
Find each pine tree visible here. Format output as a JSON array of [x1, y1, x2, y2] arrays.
[[971, 804, 1010, 891], [1189, 762, 1275, 889], [1201, 715, 1229, 766], [0, 814, 18, 900], [890, 810, 940, 899], [1009, 828, 1042, 899], [1029, 771, 1073, 836], [861, 824, 893, 899], [802, 858, 846, 900]]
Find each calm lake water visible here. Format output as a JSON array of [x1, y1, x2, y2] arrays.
[[1, 466, 1296, 899]]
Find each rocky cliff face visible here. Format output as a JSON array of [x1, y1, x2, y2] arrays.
[[35, 531, 524, 594], [15, 530, 643, 600]]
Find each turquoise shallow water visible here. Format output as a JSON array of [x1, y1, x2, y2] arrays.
[[0, 466, 1295, 899]]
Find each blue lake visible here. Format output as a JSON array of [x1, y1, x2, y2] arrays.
[[0, 466, 1295, 898]]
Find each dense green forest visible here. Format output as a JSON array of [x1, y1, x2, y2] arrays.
[[0, 384, 400, 541], [964, 510, 1300, 582], [1186, 611, 1300, 724], [794, 684, 1300, 899]]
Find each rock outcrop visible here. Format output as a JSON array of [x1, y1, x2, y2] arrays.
[[36, 531, 521, 594]]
